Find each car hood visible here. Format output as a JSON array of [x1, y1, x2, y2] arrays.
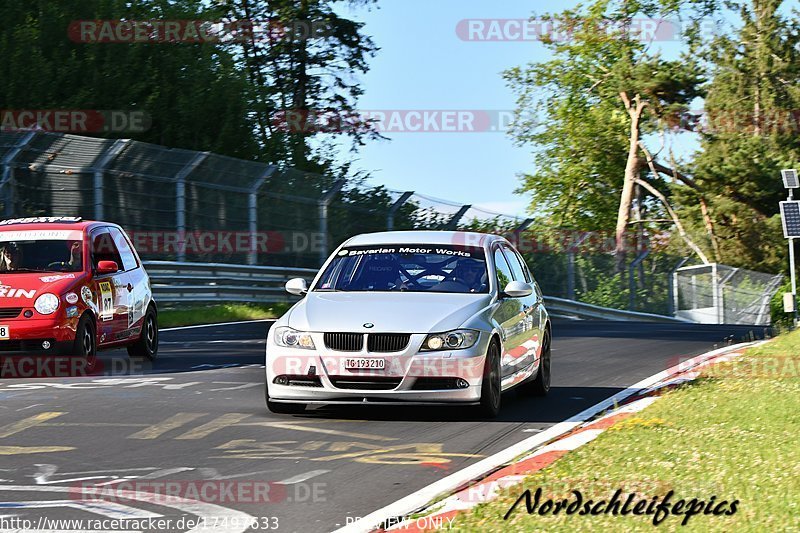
[[0, 272, 86, 306], [287, 291, 492, 333]]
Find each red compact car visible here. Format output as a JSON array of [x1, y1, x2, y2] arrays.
[[0, 217, 158, 364]]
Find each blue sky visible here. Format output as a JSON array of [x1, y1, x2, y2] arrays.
[[330, 0, 763, 218]]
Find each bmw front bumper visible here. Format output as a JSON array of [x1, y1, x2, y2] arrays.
[[265, 332, 490, 404]]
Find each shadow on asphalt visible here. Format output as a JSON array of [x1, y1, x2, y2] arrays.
[[294, 386, 624, 423]]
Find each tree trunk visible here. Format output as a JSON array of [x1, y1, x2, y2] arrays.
[[635, 178, 710, 264], [615, 92, 646, 274], [645, 147, 722, 261]]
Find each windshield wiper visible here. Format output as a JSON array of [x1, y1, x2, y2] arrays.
[[1, 268, 48, 273]]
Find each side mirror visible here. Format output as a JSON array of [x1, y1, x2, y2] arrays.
[[96, 260, 119, 275], [503, 280, 533, 298], [285, 278, 309, 296]]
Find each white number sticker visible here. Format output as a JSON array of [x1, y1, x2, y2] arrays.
[[0, 325, 8, 339], [98, 281, 113, 322]]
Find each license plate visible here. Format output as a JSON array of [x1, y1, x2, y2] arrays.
[[344, 358, 385, 370], [0, 325, 8, 340]]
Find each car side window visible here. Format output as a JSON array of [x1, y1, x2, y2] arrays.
[[91, 228, 124, 271], [108, 227, 138, 271], [501, 245, 528, 283], [493, 247, 514, 291]]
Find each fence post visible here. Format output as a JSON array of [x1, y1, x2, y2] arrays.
[[712, 263, 720, 323], [0, 131, 37, 217], [248, 165, 277, 265], [567, 252, 576, 300], [444, 204, 471, 230], [668, 257, 690, 317], [387, 191, 414, 231], [174, 152, 209, 261], [319, 179, 346, 266], [91, 139, 129, 221], [628, 250, 650, 310]]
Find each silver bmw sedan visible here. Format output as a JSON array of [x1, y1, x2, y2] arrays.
[[265, 230, 551, 417]]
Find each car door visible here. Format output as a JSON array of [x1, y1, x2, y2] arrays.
[[89, 227, 130, 345], [501, 244, 542, 373], [108, 226, 149, 338], [490, 245, 527, 379]]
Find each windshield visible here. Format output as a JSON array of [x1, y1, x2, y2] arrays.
[[0, 239, 84, 273], [314, 244, 488, 293]]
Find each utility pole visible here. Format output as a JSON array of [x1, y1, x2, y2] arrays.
[[779, 169, 799, 327]]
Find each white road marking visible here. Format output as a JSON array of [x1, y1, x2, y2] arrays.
[[2, 499, 161, 519], [275, 470, 330, 484], [160, 340, 264, 346], [161, 319, 273, 332], [208, 383, 261, 392], [0, 485, 255, 533]]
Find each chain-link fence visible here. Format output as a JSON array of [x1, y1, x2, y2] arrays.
[[675, 264, 783, 325], [3, 130, 776, 320], [0, 131, 533, 270]]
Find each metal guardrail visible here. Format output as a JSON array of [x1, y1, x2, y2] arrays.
[[144, 260, 317, 305], [545, 296, 691, 323], [145, 261, 687, 322]]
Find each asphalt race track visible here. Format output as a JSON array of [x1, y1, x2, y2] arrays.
[[0, 320, 769, 532]]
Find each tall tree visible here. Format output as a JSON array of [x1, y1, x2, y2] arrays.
[[506, 0, 708, 273], [220, 0, 381, 173], [0, 0, 259, 158], [689, 0, 800, 271]]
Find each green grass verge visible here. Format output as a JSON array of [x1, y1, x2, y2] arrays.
[[452, 331, 800, 532], [157, 302, 290, 328]]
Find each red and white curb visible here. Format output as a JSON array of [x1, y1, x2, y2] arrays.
[[332, 340, 766, 533]]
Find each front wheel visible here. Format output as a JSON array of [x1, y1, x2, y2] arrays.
[[476, 340, 502, 418], [127, 306, 158, 360], [72, 314, 97, 373]]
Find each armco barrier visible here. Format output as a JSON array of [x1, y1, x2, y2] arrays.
[[544, 296, 691, 323], [144, 260, 317, 305], [144, 261, 687, 323]]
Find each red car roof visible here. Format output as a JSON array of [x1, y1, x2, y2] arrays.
[[0, 217, 113, 232]]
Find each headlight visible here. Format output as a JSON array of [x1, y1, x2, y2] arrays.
[[34, 293, 60, 315], [421, 329, 479, 351], [274, 327, 315, 350]]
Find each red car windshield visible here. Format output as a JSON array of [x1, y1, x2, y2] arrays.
[[0, 239, 83, 273]]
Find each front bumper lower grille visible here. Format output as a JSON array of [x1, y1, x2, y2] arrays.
[[329, 377, 403, 390], [0, 307, 22, 319]]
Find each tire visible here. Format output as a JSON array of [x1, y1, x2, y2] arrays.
[[520, 329, 551, 396], [127, 306, 158, 360], [265, 380, 306, 414], [72, 314, 97, 373], [477, 339, 502, 418]]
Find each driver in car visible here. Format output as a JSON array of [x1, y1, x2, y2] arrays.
[[453, 258, 486, 292], [432, 258, 486, 293], [0, 243, 21, 272], [66, 241, 82, 269]]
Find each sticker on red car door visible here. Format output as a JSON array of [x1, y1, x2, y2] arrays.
[[98, 281, 113, 321]]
